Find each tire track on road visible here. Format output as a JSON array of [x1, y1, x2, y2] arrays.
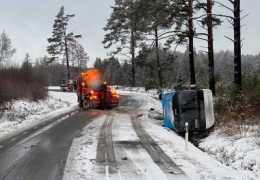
[[114, 141, 148, 180], [131, 115, 189, 179], [96, 113, 118, 177]]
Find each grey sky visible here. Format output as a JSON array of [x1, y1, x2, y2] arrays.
[[0, 0, 114, 66], [0, 0, 259, 67]]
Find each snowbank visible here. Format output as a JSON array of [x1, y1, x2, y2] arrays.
[[199, 128, 260, 178], [117, 90, 258, 179], [0, 87, 78, 140]]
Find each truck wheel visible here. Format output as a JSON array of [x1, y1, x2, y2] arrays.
[[106, 102, 113, 109], [78, 97, 83, 107], [83, 100, 87, 110], [86, 100, 90, 110], [79, 100, 83, 107], [84, 99, 91, 110], [89, 101, 94, 109]]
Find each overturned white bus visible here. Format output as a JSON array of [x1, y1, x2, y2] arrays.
[[161, 89, 215, 133]]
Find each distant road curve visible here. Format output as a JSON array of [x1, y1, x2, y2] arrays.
[[47, 88, 75, 93]]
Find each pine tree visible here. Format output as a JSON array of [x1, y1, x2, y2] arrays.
[[21, 53, 33, 83], [233, 0, 242, 91], [34, 56, 50, 82], [93, 58, 104, 71], [21, 53, 32, 69], [121, 60, 132, 86], [106, 57, 122, 85], [216, 0, 243, 92], [206, 0, 217, 95], [137, 0, 175, 91], [47, 6, 82, 79], [165, 0, 197, 86], [103, 0, 146, 87], [196, 0, 222, 96], [187, 0, 196, 86]]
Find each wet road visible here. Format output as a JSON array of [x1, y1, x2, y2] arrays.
[[0, 93, 188, 180], [0, 109, 100, 180]]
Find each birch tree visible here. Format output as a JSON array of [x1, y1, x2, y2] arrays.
[[0, 31, 16, 65]]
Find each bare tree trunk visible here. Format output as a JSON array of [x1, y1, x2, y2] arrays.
[[130, 28, 136, 87], [207, 0, 216, 96], [154, 28, 163, 90], [234, 0, 242, 91], [64, 30, 70, 79], [188, 0, 196, 85]]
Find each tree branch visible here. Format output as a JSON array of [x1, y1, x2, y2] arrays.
[[227, 0, 234, 5], [193, 13, 234, 20], [241, 13, 249, 20], [224, 35, 234, 42], [194, 36, 208, 41], [118, 52, 131, 59], [226, 18, 234, 26], [196, 33, 208, 37], [215, 1, 233, 12], [196, 21, 207, 30]]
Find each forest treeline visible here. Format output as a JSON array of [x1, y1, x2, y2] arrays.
[[1, 47, 260, 103], [93, 49, 260, 96], [93, 48, 260, 123], [1, 1, 259, 125]]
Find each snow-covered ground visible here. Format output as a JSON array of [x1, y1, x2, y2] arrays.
[[0, 86, 259, 179], [0, 86, 78, 141]]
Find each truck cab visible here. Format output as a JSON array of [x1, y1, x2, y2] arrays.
[[76, 69, 119, 109], [59, 78, 76, 91]]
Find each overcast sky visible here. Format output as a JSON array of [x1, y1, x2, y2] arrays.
[[0, 0, 260, 67]]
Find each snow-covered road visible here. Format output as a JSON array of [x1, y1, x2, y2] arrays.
[[63, 90, 257, 180], [0, 87, 258, 179]]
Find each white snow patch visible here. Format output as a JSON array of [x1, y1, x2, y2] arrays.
[[112, 113, 139, 142], [141, 115, 255, 180], [63, 115, 106, 180], [199, 128, 260, 178]]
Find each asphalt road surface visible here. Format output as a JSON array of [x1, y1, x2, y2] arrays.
[[0, 94, 188, 180], [0, 108, 100, 180]]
